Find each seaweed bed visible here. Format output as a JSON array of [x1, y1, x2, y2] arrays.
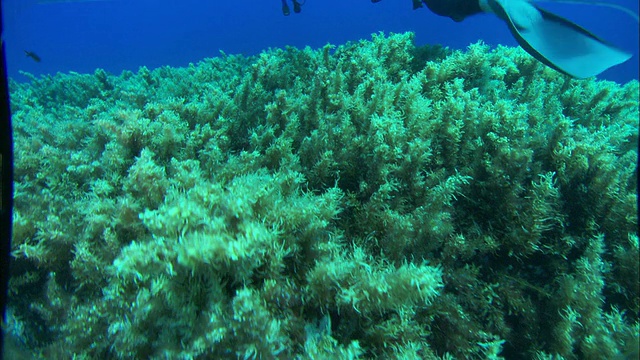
[[6, 32, 639, 359]]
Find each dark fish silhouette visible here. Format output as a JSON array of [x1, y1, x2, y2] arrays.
[[24, 50, 41, 63]]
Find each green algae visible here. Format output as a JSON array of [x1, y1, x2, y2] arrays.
[[5, 32, 638, 359]]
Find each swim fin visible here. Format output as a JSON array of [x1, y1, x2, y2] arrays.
[[483, 0, 632, 78]]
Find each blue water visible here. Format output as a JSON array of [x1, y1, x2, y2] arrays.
[[2, 0, 639, 83]]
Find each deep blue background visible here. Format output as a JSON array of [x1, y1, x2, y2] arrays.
[[2, 0, 639, 83]]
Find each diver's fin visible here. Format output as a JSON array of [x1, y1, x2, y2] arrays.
[[485, 0, 632, 78], [538, 0, 639, 23]]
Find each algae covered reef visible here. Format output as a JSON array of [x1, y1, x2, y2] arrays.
[[7, 32, 639, 358]]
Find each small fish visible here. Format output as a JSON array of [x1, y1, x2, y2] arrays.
[[24, 50, 41, 63]]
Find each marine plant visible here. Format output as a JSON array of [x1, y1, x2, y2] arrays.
[[7, 32, 638, 359]]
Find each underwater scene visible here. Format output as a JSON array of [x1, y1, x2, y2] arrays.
[[2, 1, 639, 359]]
